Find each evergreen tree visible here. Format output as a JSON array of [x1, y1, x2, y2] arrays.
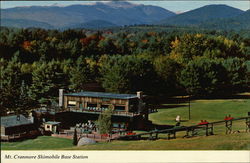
[[30, 60, 69, 105], [179, 58, 226, 96], [100, 55, 157, 94], [97, 107, 112, 134], [69, 56, 91, 91], [222, 58, 248, 93], [17, 80, 34, 114], [154, 56, 181, 95], [0, 56, 22, 114]]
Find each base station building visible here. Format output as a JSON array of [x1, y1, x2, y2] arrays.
[[57, 90, 151, 130]]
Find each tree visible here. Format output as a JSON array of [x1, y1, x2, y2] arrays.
[[0, 56, 22, 115], [222, 58, 248, 93], [170, 34, 208, 64], [98, 37, 117, 55], [100, 55, 157, 94], [169, 34, 245, 65], [96, 107, 113, 134], [179, 58, 226, 96], [17, 80, 34, 114], [153, 56, 181, 95], [69, 56, 91, 91], [30, 60, 69, 105]]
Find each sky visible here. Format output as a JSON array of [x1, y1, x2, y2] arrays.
[[1, 1, 249, 13]]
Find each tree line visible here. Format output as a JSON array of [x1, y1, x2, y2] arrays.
[[0, 27, 249, 115]]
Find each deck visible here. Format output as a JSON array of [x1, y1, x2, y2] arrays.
[[1, 130, 39, 141], [58, 107, 141, 117]]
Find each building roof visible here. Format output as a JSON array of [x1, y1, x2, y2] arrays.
[[0, 115, 33, 128], [65, 91, 139, 100], [44, 121, 61, 125]]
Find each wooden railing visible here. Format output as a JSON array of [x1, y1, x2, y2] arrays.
[[59, 107, 140, 117], [1, 130, 39, 141], [115, 116, 250, 140]]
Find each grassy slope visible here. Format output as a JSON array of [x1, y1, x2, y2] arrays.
[[69, 133, 250, 150], [1, 136, 73, 150], [150, 99, 250, 126], [1, 97, 250, 150], [2, 133, 249, 150]]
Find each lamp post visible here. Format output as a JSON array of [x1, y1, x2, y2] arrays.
[[187, 87, 191, 120], [188, 94, 191, 120]]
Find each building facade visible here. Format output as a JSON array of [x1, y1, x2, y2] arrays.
[[1, 114, 38, 141], [62, 91, 147, 116], [58, 91, 149, 130]]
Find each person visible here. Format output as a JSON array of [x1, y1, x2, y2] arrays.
[[198, 120, 209, 125], [227, 115, 234, 120], [175, 115, 181, 122], [198, 120, 204, 125], [224, 115, 234, 121]]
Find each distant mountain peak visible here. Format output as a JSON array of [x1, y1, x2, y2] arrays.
[[158, 4, 244, 26], [103, 1, 139, 8], [197, 4, 243, 11]]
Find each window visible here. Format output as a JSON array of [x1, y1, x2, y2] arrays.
[[115, 106, 125, 111], [68, 101, 76, 107], [101, 105, 109, 109], [87, 103, 97, 107]]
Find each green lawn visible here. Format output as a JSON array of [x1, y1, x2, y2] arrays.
[[149, 98, 250, 136], [1, 136, 73, 150], [150, 99, 250, 126], [1, 96, 250, 150], [2, 133, 249, 150], [69, 133, 250, 150]]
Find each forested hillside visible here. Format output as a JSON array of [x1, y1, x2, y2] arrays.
[[158, 4, 244, 26], [0, 26, 249, 115]]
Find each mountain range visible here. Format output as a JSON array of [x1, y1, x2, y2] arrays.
[[158, 4, 244, 25], [1, 2, 175, 29], [199, 9, 250, 30], [1, 2, 249, 30]]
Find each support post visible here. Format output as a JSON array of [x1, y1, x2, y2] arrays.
[[205, 124, 209, 136], [188, 95, 191, 120], [246, 118, 250, 132], [225, 120, 233, 134], [211, 124, 214, 135], [184, 129, 190, 138], [191, 128, 197, 137], [149, 133, 153, 140]]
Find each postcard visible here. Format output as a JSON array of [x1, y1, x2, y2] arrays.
[[1, 1, 250, 163]]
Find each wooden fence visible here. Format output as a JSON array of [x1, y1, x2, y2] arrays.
[[115, 116, 250, 141]]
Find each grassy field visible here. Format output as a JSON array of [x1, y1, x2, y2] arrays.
[[149, 98, 250, 135], [2, 133, 249, 150], [1, 136, 73, 150], [150, 98, 250, 126], [68, 133, 250, 150], [1, 95, 250, 150]]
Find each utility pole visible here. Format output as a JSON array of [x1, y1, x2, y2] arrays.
[[188, 95, 191, 120]]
